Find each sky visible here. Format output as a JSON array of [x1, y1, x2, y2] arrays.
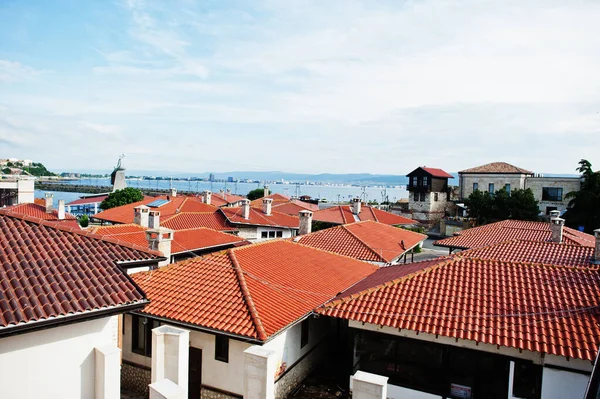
[[1, 0, 599, 175]]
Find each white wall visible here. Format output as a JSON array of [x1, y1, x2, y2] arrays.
[[387, 385, 442, 399], [236, 226, 294, 242], [541, 367, 589, 399], [0, 315, 119, 399]]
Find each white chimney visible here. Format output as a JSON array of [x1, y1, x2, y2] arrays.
[[134, 205, 150, 228], [202, 190, 212, 205], [351, 198, 362, 215], [145, 228, 174, 267], [241, 199, 250, 219], [593, 229, 600, 265], [45, 193, 53, 213], [262, 197, 273, 216], [549, 210, 561, 219], [148, 210, 160, 229], [263, 185, 269, 198], [169, 188, 177, 198], [550, 217, 565, 243], [226, 188, 231, 195], [57, 199, 65, 220], [298, 210, 313, 235]]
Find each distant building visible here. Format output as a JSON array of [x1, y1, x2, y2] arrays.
[[209, 173, 215, 182], [406, 166, 454, 224], [227, 176, 234, 182]]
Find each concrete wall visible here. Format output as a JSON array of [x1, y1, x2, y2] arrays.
[[541, 367, 589, 399], [0, 315, 118, 399], [236, 226, 294, 242], [387, 385, 442, 399], [525, 177, 581, 214], [460, 174, 528, 199]]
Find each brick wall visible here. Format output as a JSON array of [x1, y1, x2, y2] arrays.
[[121, 362, 151, 397]]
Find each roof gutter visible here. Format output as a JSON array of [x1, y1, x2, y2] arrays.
[[117, 257, 166, 269], [0, 300, 149, 338]]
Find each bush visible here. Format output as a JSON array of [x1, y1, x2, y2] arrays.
[[79, 214, 89, 228], [100, 187, 144, 210], [247, 188, 270, 201]]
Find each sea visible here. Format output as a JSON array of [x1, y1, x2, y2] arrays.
[[36, 178, 409, 205]]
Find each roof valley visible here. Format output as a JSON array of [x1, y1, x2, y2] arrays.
[[342, 224, 386, 262]]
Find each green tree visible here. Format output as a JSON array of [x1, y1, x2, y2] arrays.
[[247, 188, 270, 201], [564, 159, 600, 233], [509, 188, 539, 221], [465, 187, 539, 224], [464, 189, 494, 224], [100, 187, 144, 210], [79, 214, 89, 228]]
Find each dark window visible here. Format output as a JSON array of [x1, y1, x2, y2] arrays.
[[473, 183, 478, 191], [268, 231, 276, 238], [434, 193, 439, 202], [411, 176, 417, 186], [542, 187, 563, 202], [215, 335, 229, 362], [276, 231, 283, 238], [301, 319, 309, 348], [419, 192, 425, 202], [546, 206, 558, 215], [512, 360, 542, 398], [423, 176, 429, 186], [414, 192, 419, 202], [505, 184, 511, 195], [132, 315, 159, 357], [261, 231, 268, 238], [488, 183, 495, 194]]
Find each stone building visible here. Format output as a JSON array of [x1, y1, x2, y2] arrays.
[[406, 166, 454, 224], [524, 176, 581, 215]]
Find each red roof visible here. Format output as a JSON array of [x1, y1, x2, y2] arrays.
[[91, 224, 246, 255], [211, 192, 246, 207], [221, 207, 299, 228], [272, 201, 318, 216], [92, 195, 217, 224], [296, 220, 427, 263], [320, 256, 600, 361], [434, 220, 595, 249], [250, 193, 291, 208], [161, 212, 236, 231], [312, 205, 415, 226], [6, 203, 77, 222], [421, 167, 454, 179], [0, 211, 156, 332], [66, 195, 109, 206], [459, 162, 533, 175], [133, 240, 377, 341]]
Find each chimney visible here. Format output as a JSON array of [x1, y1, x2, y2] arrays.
[[241, 199, 250, 219], [262, 197, 273, 216], [351, 197, 362, 215], [148, 210, 160, 229], [550, 217, 565, 243], [57, 199, 65, 220], [145, 228, 174, 267], [226, 188, 231, 195], [593, 229, 600, 265], [263, 185, 269, 198], [45, 193, 53, 213], [134, 205, 150, 228], [549, 210, 561, 219], [298, 210, 313, 235], [169, 188, 177, 198], [202, 190, 212, 205]]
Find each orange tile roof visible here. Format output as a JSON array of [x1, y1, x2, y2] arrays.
[[312, 205, 415, 226], [133, 240, 378, 341], [421, 167, 454, 179], [161, 212, 236, 231], [434, 220, 595, 249], [6, 203, 77, 222], [459, 240, 597, 268], [91, 224, 245, 255], [250, 193, 291, 208], [297, 220, 427, 263], [271, 201, 318, 216], [459, 162, 533, 174], [319, 256, 600, 361], [220, 207, 299, 228], [92, 195, 217, 224], [211, 192, 246, 207], [66, 194, 109, 206]]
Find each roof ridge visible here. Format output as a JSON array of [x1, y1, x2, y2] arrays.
[[228, 249, 268, 341], [342, 224, 387, 262]]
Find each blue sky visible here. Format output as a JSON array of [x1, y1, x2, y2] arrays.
[[1, 0, 599, 174]]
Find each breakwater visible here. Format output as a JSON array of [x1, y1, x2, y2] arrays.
[[35, 183, 190, 197]]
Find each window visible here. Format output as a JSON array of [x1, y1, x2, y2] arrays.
[[261, 231, 268, 238], [488, 183, 495, 194], [411, 176, 417, 186], [542, 187, 563, 202], [512, 360, 542, 398], [414, 192, 419, 202], [434, 193, 439, 202], [423, 176, 429, 186], [276, 231, 283, 238], [505, 184, 511, 195], [419, 192, 425, 202], [215, 335, 229, 362], [132, 315, 159, 357], [300, 319, 309, 348], [473, 183, 479, 191], [268, 231, 276, 238]]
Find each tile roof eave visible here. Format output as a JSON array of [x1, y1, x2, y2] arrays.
[[0, 300, 149, 338], [171, 241, 245, 255]]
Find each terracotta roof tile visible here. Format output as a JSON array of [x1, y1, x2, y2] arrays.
[[312, 205, 415, 226], [6, 203, 77, 222], [210, 192, 246, 207], [297, 220, 427, 263], [320, 256, 600, 361], [66, 195, 109, 206], [161, 212, 236, 231], [434, 220, 595, 249], [421, 167, 454, 179], [220, 207, 299, 228], [0, 211, 154, 332], [459, 162, 534, 174], [133, 240, 377, 341], [250, 193, 291, 208]]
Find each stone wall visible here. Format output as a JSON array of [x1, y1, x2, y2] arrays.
[[525, 177, 581, 214], [201, 386, 241, 399], [274, 340, 328, 399], [460, 174, 528, 199], [122, 362, 151, 397], [407, 192, 447, 224]]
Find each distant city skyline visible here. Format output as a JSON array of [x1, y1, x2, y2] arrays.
[[1, 0, 599, 174]]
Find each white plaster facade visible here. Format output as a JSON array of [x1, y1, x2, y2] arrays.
[[0, 315, 120, 399], [0, 176, 35, 205], [235, 226, 295, 242]]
